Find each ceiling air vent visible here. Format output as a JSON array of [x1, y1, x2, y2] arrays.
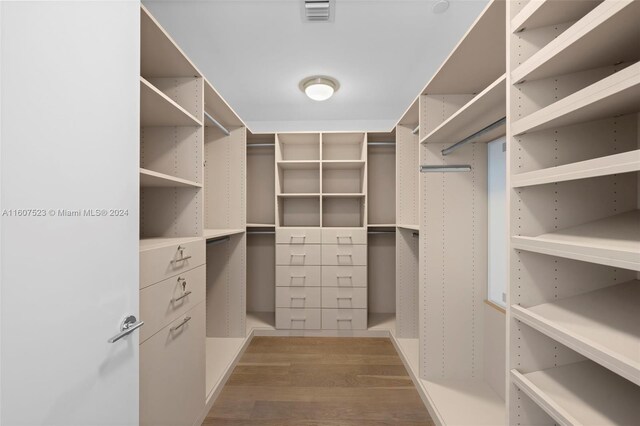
[[304, 0, 331, 22]]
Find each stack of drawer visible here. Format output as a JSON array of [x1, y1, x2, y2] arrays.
[[139, 239, 206, 426], [275, 228, 367, 330]]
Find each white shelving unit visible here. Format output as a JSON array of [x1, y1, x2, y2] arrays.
[[140, 77, 201, 127], [507, 0, 640, 423], [140, 168, 202, 188]]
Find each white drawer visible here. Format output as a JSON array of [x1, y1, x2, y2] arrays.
[[321, 244, 367, 266], [276, 308, 321, 330], [322, 287, 367, 309], [322, 308, 367, 330], [321, 266, 367, 287], [276, 287, 321, 308], [276, 244, 321, 265], [276, 265, 321, 287], [276, 228, 321, 244], [140, 239, 205, 289], [322, 228, 367, 245], [140, 265, 205, 343], [140, 303, 205, 426]]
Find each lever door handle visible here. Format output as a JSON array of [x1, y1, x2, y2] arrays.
[[108, 315, 144, 343]]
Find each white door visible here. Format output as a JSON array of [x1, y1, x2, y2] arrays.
[[1, 1, 140, 424]]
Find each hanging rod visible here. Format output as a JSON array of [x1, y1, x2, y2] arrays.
[[247, 143, 275, 148], [412, 125, 419, 135], [367, 142, 396, 147], [420, 165, 472, 173], [204, 111, 231, 136], [441, 117, 506, 156], [247, 231, 275, 235], [412, 232, 419, 238], [368, 230, 395, 234], [206, 236, 230, 245]]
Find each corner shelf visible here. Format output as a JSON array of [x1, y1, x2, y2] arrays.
[[203, 229, 245, 240], [512, 0, 640, 83], [511, 0, 601, 34], [511, 361, 640, 425], [420, 74, 506, 145], [511, 280, 640, 385], [140, 77, 202, 127], [511, 210, 640, 271], [511, 62, 640, 135], [140, 168, 202, 188], [511, 149, 640, 187]]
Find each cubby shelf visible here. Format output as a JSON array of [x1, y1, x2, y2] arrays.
[[203, 229, 245, 240], [420, 74, 506, 145], [322, 160, 366, 169], [511, 149, 640, 187], [511, 0, 601, 34], [512, 280, 640, 385], [512, 0, 640, 83], [512, 62, 640, 136], [322, 193, 365, 198], [140, 77, 202, 127], [140, 168, 202, 188], [246, 224, 275, 228], [277, 161, 320, 170], [512, 210, 640, 271], [397, 224, 419, 231], [511, 361, 640, 425], [276, 193, 321, 198], [139, 236, 202, 252]]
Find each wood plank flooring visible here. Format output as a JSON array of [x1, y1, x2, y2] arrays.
[[203, 337, 433, 426]]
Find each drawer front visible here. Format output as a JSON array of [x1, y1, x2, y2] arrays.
[[322, 287, 367, 309], [321, 266, 367, 287], [276, 287, 321, 308], [276, 308, 321, 330], [321, 308, 367, 330], [276, 265, 321, 287], [140, 303, 205, 426], [322, 228, 367, 245], [140, 265, 205, 343], [140, 239, 205, 289], [276, 228, 321, 244], [276, 244, 322, 266], [321, 244, 367, 266]]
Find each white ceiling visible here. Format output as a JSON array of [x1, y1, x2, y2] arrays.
[[143, 0, 489, 132]]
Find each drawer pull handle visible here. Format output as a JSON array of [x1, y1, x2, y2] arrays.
[[290, 235, 306, 244], [337, 296, 353, 300], [337, 275, 352, 279], [336, 235, 353, 244], [291, 296, 307, 300], [337, 254, 352, 257], [170, 316, 191, 332], [172, 255, 192, 264], [291, 254, 306, 257], [337, 318, 353, 322], [290, 275, 306, 286], [291, 318, 306, 322], [172, 290, 192, 303]]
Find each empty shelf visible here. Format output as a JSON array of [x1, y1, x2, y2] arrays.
[[512, 62, 640, 135], [277, 161, 320, 170], [421, 74, 506, 145], [397, 224, 420, 231], [322, 160, 366, 169], [140, 168, 202, 188], [203, 79, 244, 129], [206, 337, 246, 399], [512, 0, 640, 83], [139, 236, 202, 252], [511, 0, 601, 34], [322, 193, 365, 198], [203, 229, 245, 240], [512, 210, 640, 271], [277, 193, 320, 198], [246, 223, 276, 228], [511, 280, 640, 384], [512, 149, 640, 187], [140, 77, 202, 127], [512, 361, 640, 425]]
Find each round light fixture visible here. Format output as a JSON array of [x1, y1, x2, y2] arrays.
[[300, 76, 339, 101], [433, 0, 449, 14]]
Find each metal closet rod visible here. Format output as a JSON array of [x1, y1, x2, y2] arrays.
[[206, 236, 230, 245], [367, 142, 396, 147], [412, 125, 419, 135], [367, 230, 395, 234], [412, 232, 419, 238], [419, 164, 472, 173], [441, 117, 506, 156], [247, 230, 275, 235], [204, 111, 231, 136], [247, 143, 275, 148]]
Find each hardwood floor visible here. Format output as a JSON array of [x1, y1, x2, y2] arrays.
[[203, 337, 434, 426]]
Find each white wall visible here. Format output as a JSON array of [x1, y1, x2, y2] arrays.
[[1, 2, 140, 424]]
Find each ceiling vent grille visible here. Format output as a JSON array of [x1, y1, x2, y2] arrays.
[[304, 0, 331, 22]]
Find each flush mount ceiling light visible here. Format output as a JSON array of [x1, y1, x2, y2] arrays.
[[300, 76, 339, 101], [433, 0, 450, 14]]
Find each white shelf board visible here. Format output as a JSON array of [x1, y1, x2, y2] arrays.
[[139, 236, 202, 252], [420, 74, 506, 145], [322, 193, 366, 198], [397, 98, 419, 127], [511, 0, 600, 34], [367, 313, 396, 332], [246, 223, 276, 228], [512, 361, 640, 425], [277, 193, 321, 198], [140, 77, 202, 127], [397, 224, 420, 231], [140, 168, 202, 188], [511, 280, 640, 385], [511, 210, 640, 271], [512, 149, 640, 187], [322, 160, 366, 170], [277, 160, 320, 170], [140, 5, 201, 78], [246, 311, 275, 334], [203, 229, 245, 240], [512, 62, 640, 136], [368, 224, 396, 228], [420, 0, 505, 94], [204, 79, 244, 130], [205, 337, 246, 399], [512, 0, 640, 83]]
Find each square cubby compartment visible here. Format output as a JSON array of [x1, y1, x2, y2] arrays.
[[278, 162, 320, 194], [322, 133, 365, 161], [277, 133, 320, 161], [322, 162, 365, 194], [322, 196, 365, 227], [278, 195, 320, 227]]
